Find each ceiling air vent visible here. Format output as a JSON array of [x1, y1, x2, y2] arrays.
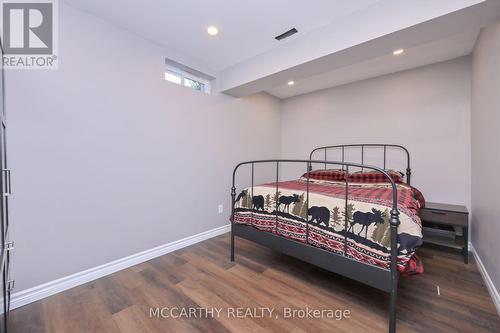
[[274, 28, 298, 41]]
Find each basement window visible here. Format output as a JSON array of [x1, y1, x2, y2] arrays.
[[164, 58, 214, 94]]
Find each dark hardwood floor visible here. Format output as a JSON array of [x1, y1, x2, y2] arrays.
[[9, 233, 500, 332]]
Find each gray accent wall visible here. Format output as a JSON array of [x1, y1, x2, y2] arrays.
[[6, 3, 281, 291], [471, 22, 500, 294]]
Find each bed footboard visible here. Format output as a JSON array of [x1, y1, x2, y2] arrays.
[[232, 223, 393, 291], [230, 158, 402, 333]]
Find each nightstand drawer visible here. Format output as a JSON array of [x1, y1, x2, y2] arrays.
[[420, 209, 467, 227]]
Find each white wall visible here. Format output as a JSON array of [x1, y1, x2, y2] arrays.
[[6, 3, 281, 291], [471, 22, 500, 295], [280, 57, 471, 208]]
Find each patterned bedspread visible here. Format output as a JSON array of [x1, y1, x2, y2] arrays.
[[233, 177, 423, 273]]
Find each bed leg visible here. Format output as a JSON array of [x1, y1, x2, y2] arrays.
[[389, 208, 400, 333], [389, 288, 397, 333], [230, 231, 235, 262], [230, 186, 236, 262]]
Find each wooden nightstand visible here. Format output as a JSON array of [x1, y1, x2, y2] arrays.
[[419, 202, 469, 264]]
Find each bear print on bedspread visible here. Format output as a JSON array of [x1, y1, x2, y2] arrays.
[[233, 187, 308, 242], [303, 185, 422, 271], [232, 180, 423, 271]]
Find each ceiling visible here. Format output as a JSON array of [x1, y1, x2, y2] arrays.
[[268, 29, 479, 99], [63, 0, 500, 99], [63, 0, 380, 72], [220, 0, 500, 98]]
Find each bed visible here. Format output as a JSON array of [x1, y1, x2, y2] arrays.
[[229, 144, 424, 333]]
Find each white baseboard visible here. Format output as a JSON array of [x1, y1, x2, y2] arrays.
[[10, 224, 230, 310], [470, 242, 500, 316], [13, 230, 497, 316]]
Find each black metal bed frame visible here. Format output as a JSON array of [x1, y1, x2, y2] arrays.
[[309, 144, 411, 185], [230, 144, 412, 333]]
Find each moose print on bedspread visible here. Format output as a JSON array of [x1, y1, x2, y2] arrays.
[[278, 194, 300, 213], [349, 208, 384, 239], [232, 178, 423, 272]]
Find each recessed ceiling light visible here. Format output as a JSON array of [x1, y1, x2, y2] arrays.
[[393, 48, 404, 56], [288, 80, 295, 86], [207, 26, 219, 36]]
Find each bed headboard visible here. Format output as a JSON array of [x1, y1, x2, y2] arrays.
[[309, 144, 411, 185]]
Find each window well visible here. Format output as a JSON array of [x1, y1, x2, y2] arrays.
[[165, 58, 215, 94]]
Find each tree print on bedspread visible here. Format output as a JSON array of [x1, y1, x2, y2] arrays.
[[232, 179, 423, 271]]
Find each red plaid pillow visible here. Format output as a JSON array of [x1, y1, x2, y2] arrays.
[[302, 169, 347, 181], [348, 170, 404, 183]]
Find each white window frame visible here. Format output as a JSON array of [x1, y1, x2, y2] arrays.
[[165, 65, 211, 94]]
